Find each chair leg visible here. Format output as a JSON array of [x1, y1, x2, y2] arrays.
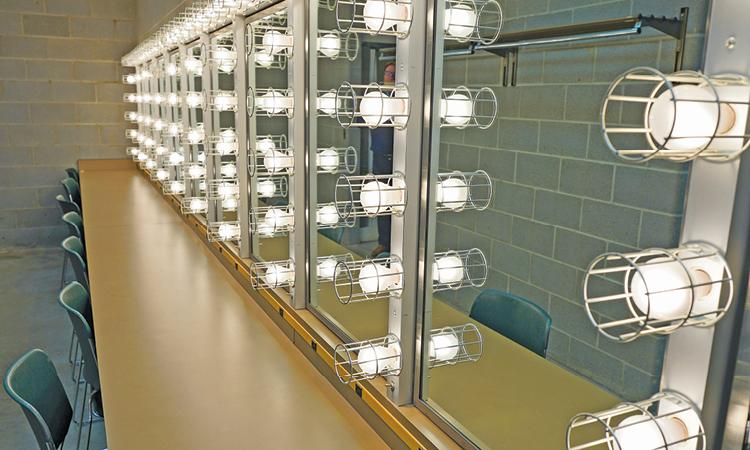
[[86, 395, 94, 450], [76, 383, 88, 450], [60, 253, 68, 289], [72, 361, 84, 425], [71, 342, 81, 382], [68, 331, 76, 366]]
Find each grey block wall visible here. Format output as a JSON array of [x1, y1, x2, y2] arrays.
[[0, 0, 136, 247], [436, 0, 709, 400]]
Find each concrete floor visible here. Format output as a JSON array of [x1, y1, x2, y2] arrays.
[[0, 247, 107, 450]]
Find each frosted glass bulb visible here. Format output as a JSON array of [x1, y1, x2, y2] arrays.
[[187, 164, 205, 179], [126, 129, 138, 138], [317, 204, 340, 225], [187, 128, 204, 144], [613, 415, 688, 450], [214, 48, 236, 73], [444, 4, 476, 38], [156, 169, 169, 180], [137, 152, 148, 162], [358, 262, 399, 294], [167, 93, 179, 106], [190, 198, 207, 212], [432, 255, 464, 284], [125, 74, 137, 84], [256, 138, 276, 154], [441, 93, 473, 126], [263, 264, 291, 287], [170, 181, 185, 193], [197, 152, 206, 163], [222, 197, 238, 210], [317, 257, 338, 280], [259, 91, 291, 114], [216, 129, 238, 155], [145, 159, 157, 169], [255, 52, 274, 68], [360, 181, 393, 214], [262, 30, 293, 55], [263, 150, 293, 173], [359, 91, 390, 127], [166, 63, 178, 76], [155, 145, 168, 156], [143, 116, 153, 126], [153, 94, 164, 105], [136, 133, 146, 143], [218, 223, 240, 240], [220, 163, 237, 178], [363, 0, 408, 32], [318, 92, 338, 116], [126, 93, 137, 103], [186, 92, 204, 108], [142, 94, 152, 104], [213, 92, 237, 111], [264, 208, 292, 231], [144, 137, 156, 148], [436, 177, 469, 210], [153, 119, 165, 131], [217, 182, 238, 198], [357, 345, 397, 375], [167, 123, 181, 136], [629, 257, 712, 321], [429, 333, 460, 362], [184, 56, 202, 75], [257, 180, 276, 198], [317, 148, 339, 173], [318, 33, 341, 58], [168, 152, 184, 165], [649, 84, 736, 151], [135, 114, 144, 123], [125, 112, 138, 121]]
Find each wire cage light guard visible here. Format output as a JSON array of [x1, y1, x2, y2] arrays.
[[443, 0, 503, 44], [164, 150, 186, 166], [335, 82, 410, 129], [207, 221, 241, 242], [428, 323, 483, 368], [317, 254, 355, 282], [317, 89, 340, 118], [165, 122, 183, 138], [440, 86, 498, 129], [253, 134, 288, 154], [182, 163, 207, 180], [184, 90, 205, 109], [207, 90, 238, 112], [249, 146, 294, 176], [566, 390, 705, 450], [247, 22, 288, 71], [333, 255, 403, 304], [432, 248, 487, 292], [219, 162, 239, 179], [251, 259, 295, 290], [207, 128, 239, 156], [335, 172, 407, 220], [601, 67, 750, 162], [319, 0, 336, 11], [316, 146, 358, 174], [182, 125, 206, 146], [435, 170, 491, 212], [162, 180, 186, 196], [248, 87, 294, 118], [155, 168, 171, 184], [336, 0, 412, 38], [317, 30, 359, 61], [583, 242, 733, 342], [180, 197, 209, 215], [334, 334, 402, 384], [316, 202, 356, 229], [208, 179, 240, 201], [205, 41, 237, 74], [256, 176, 288, 199], [250, 205, 295, 237]]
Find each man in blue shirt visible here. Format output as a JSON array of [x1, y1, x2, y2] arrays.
[[369, 62, 396, 258]]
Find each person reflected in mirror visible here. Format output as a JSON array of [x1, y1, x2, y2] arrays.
[[369, 62, 396, 258]]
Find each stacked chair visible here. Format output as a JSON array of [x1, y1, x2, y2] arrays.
[[4, 167, 106, 450]]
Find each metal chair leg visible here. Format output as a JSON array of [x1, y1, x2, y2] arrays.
[[72, 362, 84, 425], [86, 395, 94, 450], [68, 331, 76, 366], [71, 342, 81, 382], [76, 383, 88, 450], [60, 253, 68, 289]]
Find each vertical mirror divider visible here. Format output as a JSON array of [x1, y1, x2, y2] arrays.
[[306, 1, 319, 311], [178, 44, 192, 198], [234, 16, 251, 258], [202, 33, 218, 223], [388, 0, 433, 405], [246, 20, 260, 256]]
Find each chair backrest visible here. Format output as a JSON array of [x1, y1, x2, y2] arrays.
[[60, 177, 81, 209], [469, 289, 552, 358], [58, 282, 100, 392], [3, 349, 73, 450], [65, 167, 79, 183], [62, 211, 85, 245], [62, 236, 88, 289], [319, 227, 345, 244], [55, 194, 80, 215]]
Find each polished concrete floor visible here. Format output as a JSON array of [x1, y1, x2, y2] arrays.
[[0, 247, 107, 450]]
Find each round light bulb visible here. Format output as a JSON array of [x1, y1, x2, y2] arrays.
[[189, 198, 207, 212], [358, 262, 400, 294], [318, 33, 341, 58], [436, 177, 469, 210], [255, 52, 274, 68], [214, 47, 236, 73], [145, 159, 157, 169], [156, 169, 169, 180], [167, 123, 181, 137], [649, 84, 736, 151], [613, 415, 688, 450], [318, 92, 338, 116], [429, 333, 460, 362], [363, 0, 408, 32], [317, 204, 340, 225], [167, 93, 179, 106], [218, 223, 240, 240], [357, 345, 397, 375], [359, 91, 390, 127], [136, 133, 146, 143], [137, 152, 148, 162], [317, 257, 338, 280], [317, 148, 339, 173], [259, 91, 291, 114], [263, 150, 294, 173], [187, 164, 205, 179], [153, 94, 164, 105], [441, 93, 473, 126], [153, 119, 165, 131], [166, 63, 178, 76], [125, 74, 137, 84], [186, 92, 204, 108], [220, 163, 237, 178], [187, 128, 204, 144], [444, 4, 476, 39], [213, 92, 237, 111], [256, 138, 276, 154], [262, 30, 293, 55], [170, 181, 185, 193], [257, 180, 276, 198], [168, 152, 184, 165], [629, 257, 712, 321], [263, 263, 291, 288], [263, 207, 292, 231], [216, 129, 238, 155], [154, 145, 167, 156], [360, 180, 397, 215], [184, 56, 202, 75], [222, 197, 238, 210], [217, 182, 238, 198], [432, 255, 464, 284], [126, 93, 137, 103]]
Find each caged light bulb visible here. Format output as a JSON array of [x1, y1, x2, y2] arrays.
[[612, 415, 689, 450], [186, 92, 204, 108], [136, 133, 146, 143], [156, 168, 169, 181], [317, 204, 340, 225], [263, 207, 293, 231], [145, 159, 157, 169], [197, 152, 206, 163], [137, 152, 148, 162], [362, 0, 410, 32], [317, 92, 338, 116], [167, 93, 180, 106], [216, 129, 238, 155], [360, 180, 402, 214], [220, 163, 238, 178], [435, 177, 469, 210], [255, 52, 274, 68], [144, 137, 156, 148], [441, 93, 473, 126], [214, 47, 237, 73], [217, 223, 240, 240], [359, 91, 390, 127], [187, 127, 205, 145], [358, 262, 401, 294], [168, 152, 185, 165], [648, 84, 736, 151], [143, 115, 153, 126], [169, 181, 185, 193], [184, 56, 202, 75], [125, 74, 137, 84], [166, 63, 179, 76], [317, 257, 338, 280], [357, 345, 398, 375], [213, 92, 237, 111], [257, 180, 277, 198], [318, 33, 341, 58], [153, 93, 164, 105], [154, 145, 168, 156], [263, 263, 292, 288], [153, 119, 165, 131], [187, 164, 206, 179], [167, 122, 181, 137], [317, 148, 339, 173], [444, 3, 477, 39], [429, 332, 460, 362], [263, 150, 294, 173], [189, 198, 207, 212], [432, 255, 464, 284], [256, 137, 276, 154], [261, 30, 293, 55], [222, 197, 238, 210], [217, 182, 239, 198], [258, 90, 292, 114]]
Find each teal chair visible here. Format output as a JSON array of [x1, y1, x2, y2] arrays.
[[62, 212, 85, 250], [56, 194, 81, 215], [61, 178, 81, 211], [469, 289, 552, 358], [3, 349, 73, 450], [62, 236, 88, 290], [59, 282, 103, 450], [66, 167, 80, 184]]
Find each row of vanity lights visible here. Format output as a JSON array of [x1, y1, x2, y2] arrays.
[[122, 0, 750, 448]]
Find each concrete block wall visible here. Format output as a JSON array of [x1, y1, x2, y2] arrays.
[[0, 0, 136, 247], [435, 0, 709, 400]]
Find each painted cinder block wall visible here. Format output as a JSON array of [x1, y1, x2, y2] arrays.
[[435, 0, 709, 400], [0, 0, 136, 247]]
